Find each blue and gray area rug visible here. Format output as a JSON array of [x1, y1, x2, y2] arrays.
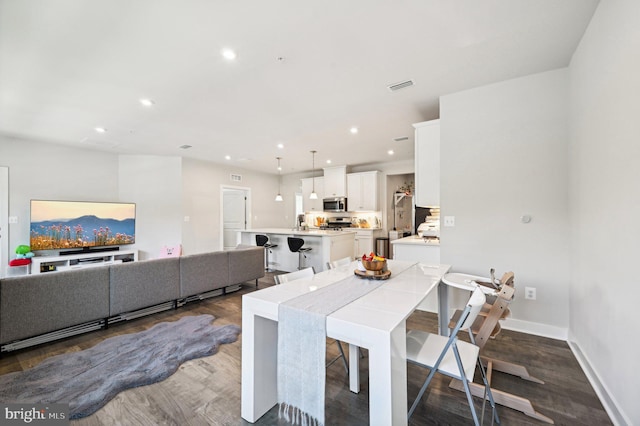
[[0, 315, 241, 419]]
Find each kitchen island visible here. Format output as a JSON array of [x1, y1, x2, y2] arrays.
[[239, 228, 356, 272], [391, 235, 441, 312], [391, 235, 440, 263]]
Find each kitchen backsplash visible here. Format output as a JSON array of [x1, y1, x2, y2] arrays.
[[305, 212, 382, 229]]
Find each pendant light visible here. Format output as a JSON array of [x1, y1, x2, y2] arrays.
[[275, 157, 283, 202], [309, 150, 318, 200]]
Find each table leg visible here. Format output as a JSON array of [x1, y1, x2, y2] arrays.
[[367, 323, 408, 426], [241, 307, 278, 423], [348, 343, 360, 393], [438, 280, 450, 336]]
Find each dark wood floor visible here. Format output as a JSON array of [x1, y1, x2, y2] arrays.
[[0, 272, 611, 425]]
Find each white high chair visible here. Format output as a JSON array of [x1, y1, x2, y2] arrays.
[[444, 271, 554, 424]]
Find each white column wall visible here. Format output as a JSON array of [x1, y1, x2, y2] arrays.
[[118, 155, 183, 260], [439, 69, 570, 335], [568, 1, 640, 424]]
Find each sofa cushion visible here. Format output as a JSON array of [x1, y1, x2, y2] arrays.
[[109, 257, 179, 315], [179, 252, 229, 297], [228, 246, 265, 285], [0, 267, 110, 344]]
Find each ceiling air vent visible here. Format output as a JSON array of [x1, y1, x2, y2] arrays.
[[393, 136, 409, 142], [230, 174, 242, 182], [387, 79, 414, 92]]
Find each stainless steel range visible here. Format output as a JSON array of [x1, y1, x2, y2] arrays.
[[326, 217, 353, 230]]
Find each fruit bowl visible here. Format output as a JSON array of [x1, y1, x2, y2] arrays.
[[361, 259, 387, 272]]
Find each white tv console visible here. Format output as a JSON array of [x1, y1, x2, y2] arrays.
[[31, 249, 138, 274]]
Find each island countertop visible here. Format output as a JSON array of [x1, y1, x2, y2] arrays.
[[240, 228, 357, 237], [390, 235, 440, 246], [238, 229, 356, 272]]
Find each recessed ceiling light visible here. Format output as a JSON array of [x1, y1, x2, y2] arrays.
[[139, 98, 155, 107], [387, 150, 394, 155], [179, 144, 192, 149], [326, 159, 332, 164], [350, 127, 358, 134], [221, 48, 237, 60], [94, 127, 107, 133], [224, 155, 231, 160], [277, 143, 284, 149]]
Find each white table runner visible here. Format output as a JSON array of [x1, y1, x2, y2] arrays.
[[277, 261, 416, 426]]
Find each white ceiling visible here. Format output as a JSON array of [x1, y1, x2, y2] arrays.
[[0, 0, 599, 175]]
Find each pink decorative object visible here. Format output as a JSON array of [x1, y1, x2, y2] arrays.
[[159, 244, 182, 258]]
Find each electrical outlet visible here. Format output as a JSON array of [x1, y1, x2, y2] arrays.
[[525, 287, 536, 300], [8, 216, 18, 224], [443, 216, 455, 227]]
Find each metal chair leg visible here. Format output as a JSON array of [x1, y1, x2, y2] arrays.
[[326, 340, 349, 376]]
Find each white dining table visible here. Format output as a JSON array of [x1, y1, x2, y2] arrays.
[[240, 260, 451, 426]]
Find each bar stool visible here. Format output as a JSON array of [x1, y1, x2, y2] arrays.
[[287, 237, 312, 270], [256, 235, 278, 272]]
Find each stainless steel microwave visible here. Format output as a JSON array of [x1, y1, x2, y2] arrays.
[[323, 197, 347, 212]]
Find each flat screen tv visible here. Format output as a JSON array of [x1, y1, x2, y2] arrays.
[[30, 200, 136, 251]]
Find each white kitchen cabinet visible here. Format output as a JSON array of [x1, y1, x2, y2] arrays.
[[323, 165, 347, 197], [354, 231, 372, 258], [301, 177, 324, 212], [353, 229, 383, 258], [413, 119, 440, 207], [347, 171, 379, 211]]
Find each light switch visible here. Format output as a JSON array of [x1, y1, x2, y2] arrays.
[[444, 216, 455, 227], [184, 216, 190, 222]]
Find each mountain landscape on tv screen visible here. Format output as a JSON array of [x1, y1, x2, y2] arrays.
[[30, 215, 135, 250]]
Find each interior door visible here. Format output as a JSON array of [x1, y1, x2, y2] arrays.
[[222, 189, 247, 250]]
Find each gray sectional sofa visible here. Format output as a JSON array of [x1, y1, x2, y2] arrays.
[[0, 246, 264, 353]]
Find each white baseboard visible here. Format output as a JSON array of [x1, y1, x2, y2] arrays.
[[414, 308, 569, 340], [500, 317, 568, 340], [568, 339, 630, 426]]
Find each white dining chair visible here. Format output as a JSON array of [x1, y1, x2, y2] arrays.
[[326, 256, 352, 270], [273, 267, 315, 285], [406, 286, 500, 425]]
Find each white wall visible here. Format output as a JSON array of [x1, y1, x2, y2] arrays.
[[0, 136, 120, 254], [181, 157, 284, 254], [0, 137, 285, 261], [439, 69, 570, 336], [568, 1, 640, 424], [0, 167, 9, 278], [118, 155, 183, 260]]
